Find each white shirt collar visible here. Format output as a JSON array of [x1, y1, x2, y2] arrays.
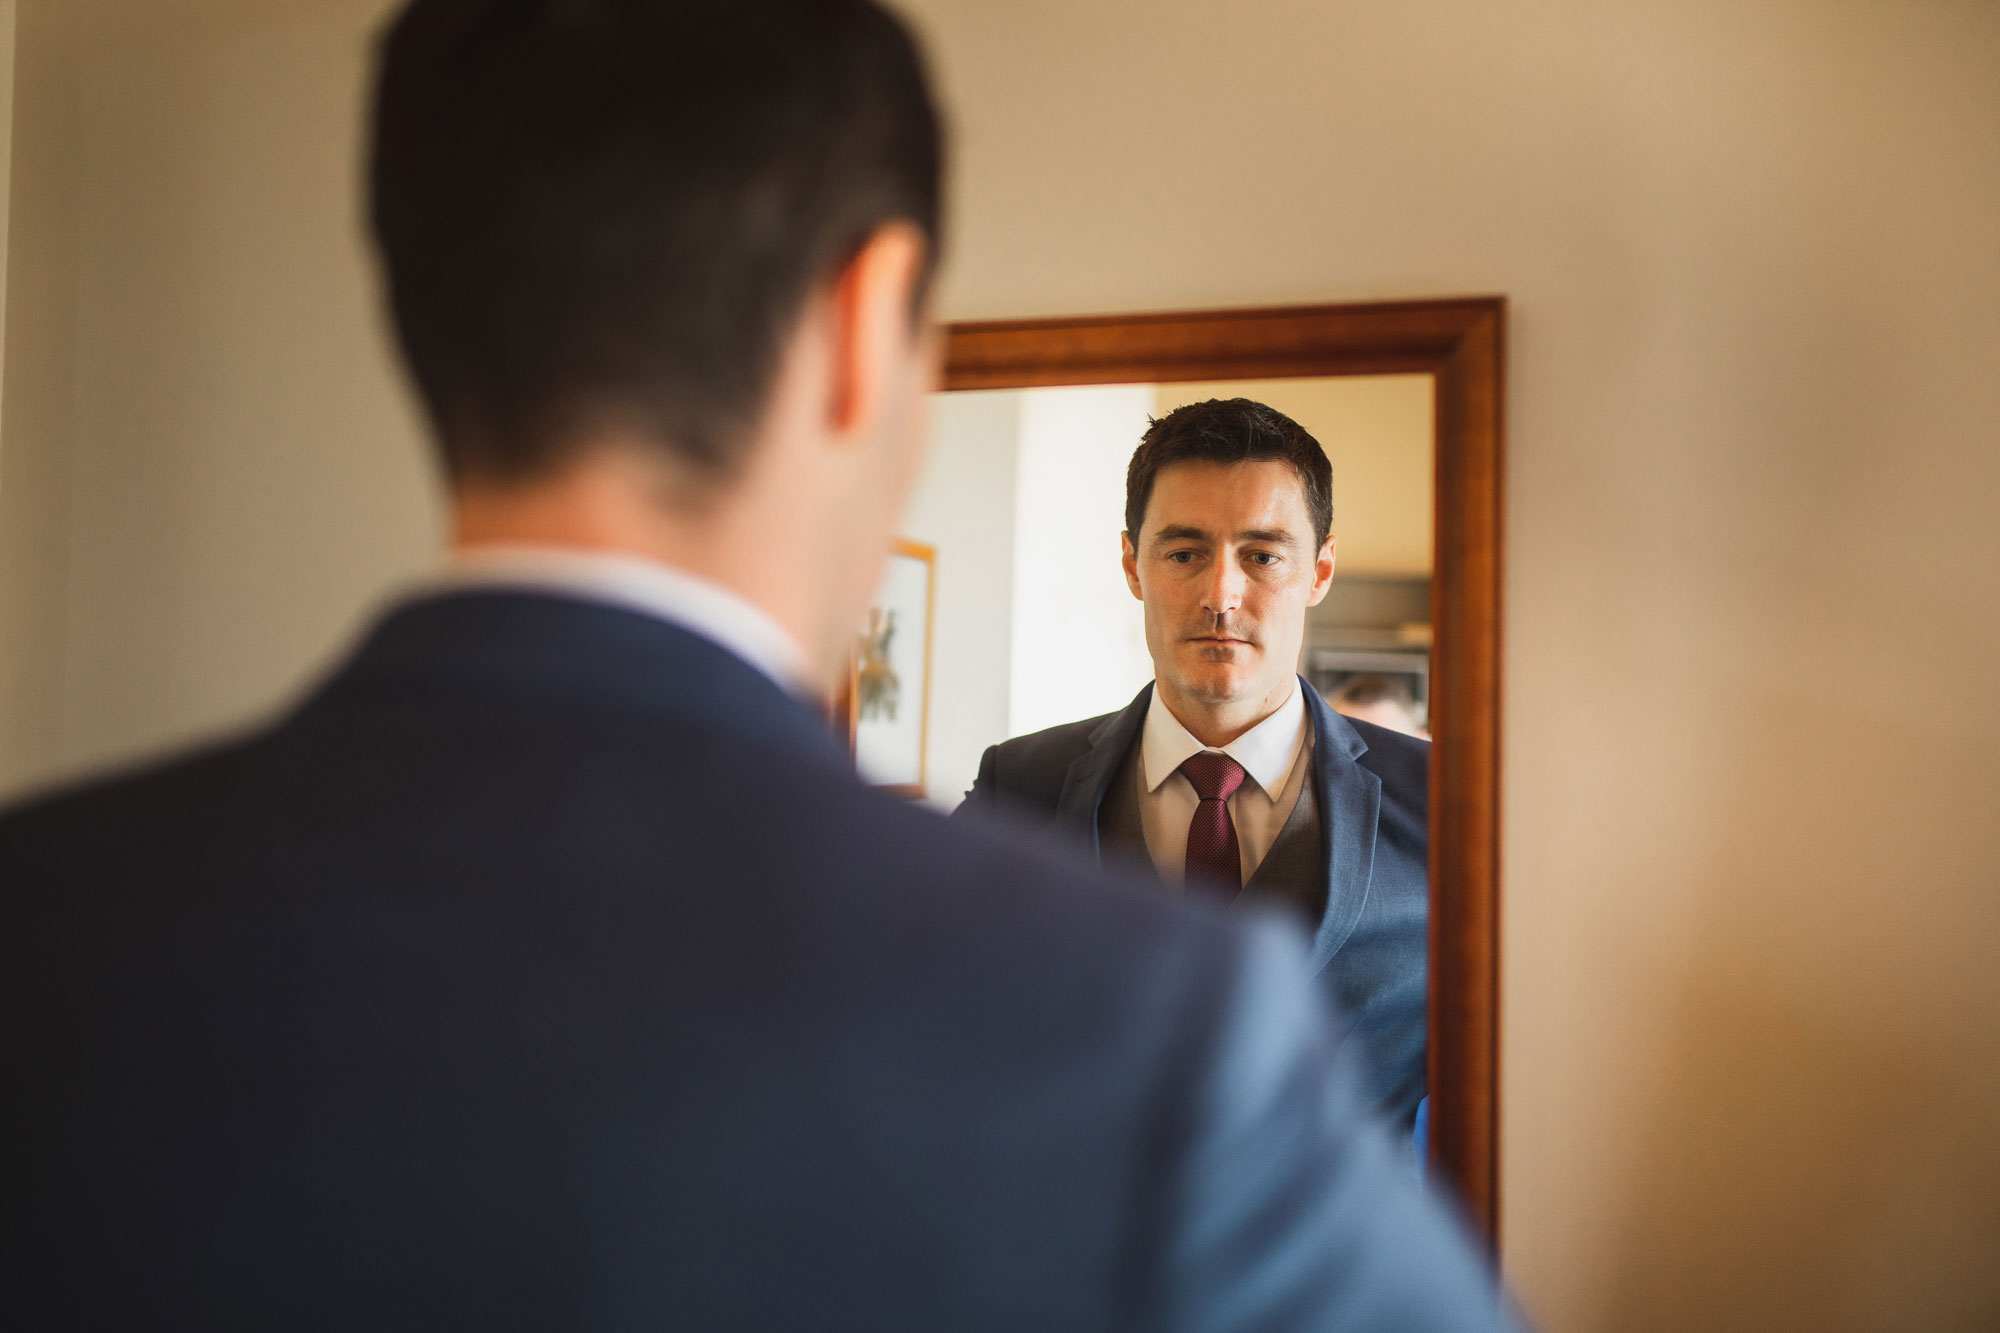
[[1141, 677, 1309, 799], [422, 544, 810, 693]]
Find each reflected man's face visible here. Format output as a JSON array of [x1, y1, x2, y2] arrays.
[[1121, 460, 1336, 715]]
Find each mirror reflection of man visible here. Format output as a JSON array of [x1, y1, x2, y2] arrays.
[[960, 399, 1431, 1131]]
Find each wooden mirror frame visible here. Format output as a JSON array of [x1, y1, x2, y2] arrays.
[[943, 298, 1506, 1245]]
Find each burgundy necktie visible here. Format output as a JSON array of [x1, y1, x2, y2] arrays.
[[1180, 751, 1248, 895]]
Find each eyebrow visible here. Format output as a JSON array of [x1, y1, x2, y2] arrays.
[[1149, 525, 1303, 549]]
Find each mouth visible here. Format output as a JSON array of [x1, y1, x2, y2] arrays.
[[1188, 636, 1253, 647]]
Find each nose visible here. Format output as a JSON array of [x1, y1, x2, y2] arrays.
[[1201, 556, 1245, 619]]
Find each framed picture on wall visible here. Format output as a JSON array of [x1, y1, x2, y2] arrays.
[[835, 538, 936, 798]]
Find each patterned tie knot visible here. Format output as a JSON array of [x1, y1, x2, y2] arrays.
[[1180, 751, 1248, 803]]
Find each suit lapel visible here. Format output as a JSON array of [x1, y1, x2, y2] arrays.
[[1052, 678, 1384, 970], [1053, 683, 1154, 863], [1301, 681, 1382, 970]]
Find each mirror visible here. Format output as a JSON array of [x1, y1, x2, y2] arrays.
[[844, 301, 1505, 1240]]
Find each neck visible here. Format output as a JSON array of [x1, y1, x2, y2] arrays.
[[1155, 674, 1298, 749], [450, 448, 831, 683]]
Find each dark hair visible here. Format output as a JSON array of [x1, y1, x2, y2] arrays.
[[1123, 398, 1333, 548], [368, 0, 944, 486]]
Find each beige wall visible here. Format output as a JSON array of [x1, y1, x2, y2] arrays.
[[895, 0, 2000, 1325], [0, 0, 432, 793], [2, 1, 1998, 1328], [0, 0, 14, 424]]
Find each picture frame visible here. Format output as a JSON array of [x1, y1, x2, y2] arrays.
[[834, 538, 937, 799]]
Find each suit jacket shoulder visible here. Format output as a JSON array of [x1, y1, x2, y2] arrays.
[[959, 686, 1430, 820], [1342, 713, 1429, 800], [958, 708, 1120, 818], [1, 601, 1507, 1328]]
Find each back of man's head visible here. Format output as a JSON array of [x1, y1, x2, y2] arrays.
[[369, 0, 943, 491]]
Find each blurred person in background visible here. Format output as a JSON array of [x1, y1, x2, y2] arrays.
[[1331, 672, 1430, 739]]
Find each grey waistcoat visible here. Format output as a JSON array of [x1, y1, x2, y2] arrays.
[[1096, 741, 1328, 927]]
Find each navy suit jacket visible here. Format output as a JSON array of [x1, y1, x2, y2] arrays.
[[0, 592, 1507, 1330], [959, 680, 1431, 1128]]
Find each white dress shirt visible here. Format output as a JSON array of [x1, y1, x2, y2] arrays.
[[1138, 679, 1313, 886], [420, 545, 810, 693]]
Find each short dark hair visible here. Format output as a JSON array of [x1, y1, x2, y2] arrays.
[[369, 0, 944, 486], [1124, 398, 1334, 548]]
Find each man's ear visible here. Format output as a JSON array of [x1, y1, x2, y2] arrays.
[[827, 221, 929, 443], [1121, 531, 1144, 600], [1305, 535, 1337, 606]]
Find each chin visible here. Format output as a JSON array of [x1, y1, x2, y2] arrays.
[[1177, 664, 1253, 703]]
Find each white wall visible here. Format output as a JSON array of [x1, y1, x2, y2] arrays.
[[896, 388, 1020, 807], [2, 1, 1998, 1327], [1008, 384, 1156, 736]]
